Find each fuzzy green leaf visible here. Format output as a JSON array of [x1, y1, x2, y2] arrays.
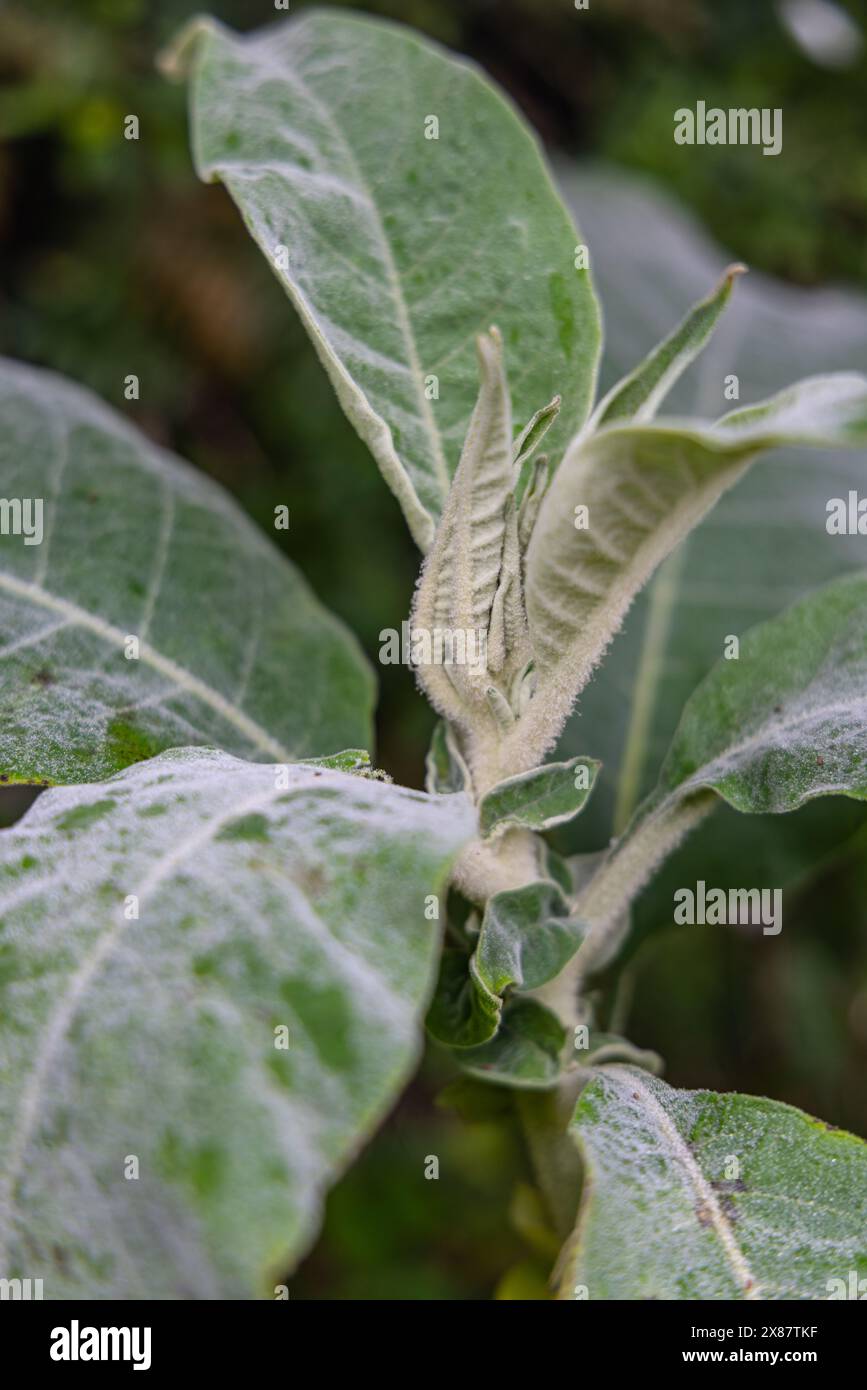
[[459, 999, 566, 1090], [654, 571, 867, 814], [478, 756, 600, 838], [574, 575, 867, 979], [562, 1066, 867, 1300], [0, 748, 475, 1298], [593, 264, 745, 427], [428, 881, 583, 1049], [0, 360, 373, 785], [473, 881, 585, 996], [168, 12, 600, 548], [514, 395, 561, 472]]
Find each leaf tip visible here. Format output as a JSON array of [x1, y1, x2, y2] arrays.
[[157, 16, 221, 82], [477, 325, 504, 365]]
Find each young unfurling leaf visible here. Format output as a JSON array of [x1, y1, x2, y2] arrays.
[[516, 373, 867, 773], [591, 264, 745, 428], [517, 456, 551, 557], [514, 395, 561, 474], [412, 329, 532, 736]]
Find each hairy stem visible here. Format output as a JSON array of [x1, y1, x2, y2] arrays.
[[450, 825, 541, 905], [536, 791, 716, 1025]]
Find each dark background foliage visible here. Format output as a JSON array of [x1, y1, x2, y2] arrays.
[[2, 0, 866, 1297]]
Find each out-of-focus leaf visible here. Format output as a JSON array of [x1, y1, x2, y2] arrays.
[[459, 998, 566, 1089], [0, 359, 374, 785], [427, 948, 501, 1049]]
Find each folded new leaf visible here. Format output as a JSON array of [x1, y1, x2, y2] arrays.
[[561, 1067, 867, 1300], [591, 263, 745, 428], [473, 881, 586, 996], [412, 329, 540, 746], [514, 395, 562, 473], [412, 329, 521, 718], [426, 949, 501, 1048], [425, 720, 471, 795]]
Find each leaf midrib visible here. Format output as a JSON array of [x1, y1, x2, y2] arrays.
[[606, 1067, 760, 1298], [239, 38, 452, 502]]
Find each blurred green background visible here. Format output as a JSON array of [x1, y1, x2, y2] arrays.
[[2, 0, 866, 1298]]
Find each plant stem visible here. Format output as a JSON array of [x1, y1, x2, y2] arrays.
[[537, 791, 716, 1026], [515, 1077, 584, 1244]]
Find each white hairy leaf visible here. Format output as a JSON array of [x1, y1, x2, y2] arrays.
[[0, 359, 373, 785], [561, 1067, 867, 1300], [0, 748, 475, 1298], [574, 573, 867, 980], [168, 12, 601, 549], [514, 395, 561, 470]]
